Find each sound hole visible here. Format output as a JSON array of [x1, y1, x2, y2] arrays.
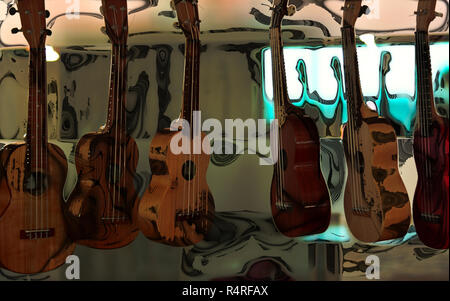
[[23, 172, 48, 196], [182, 160, 196, 181], [106, 164, 122, 184]]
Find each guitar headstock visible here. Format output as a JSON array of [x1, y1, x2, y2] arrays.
[[415, 0, 441, 32], [270, 0, 296, 29], [101, 0, 128, 44], [171, 0, 200, 39], [342, 0, 370, 27], [12, 0, 50, 48]]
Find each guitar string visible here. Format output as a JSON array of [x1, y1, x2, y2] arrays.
[[343, 25, 360, 214], [193, 12, 201, 222], [423, 32, 434, 218], [270, 27, 281, 209], [417, 32, 427, 217], [112, 4, 120, 222], [112, 6, 118, 222], [278, 27, 287, 210], [43, 22, 48, 239], [276, 27, 284, 210], [190, 1, 195, 219], [271, 26, 284, 211], [417, 32, 430, 220], [120, 4, 128, 223], [186, 1, 192, 219], [106, 4, 115, 221], [352, 28, 364, 215], [275, 27, 283, 210], [117, 5, 126, 222], [419, 31, 429, 218], [342, 26, 356, 212], [417, 31, 428, 217]]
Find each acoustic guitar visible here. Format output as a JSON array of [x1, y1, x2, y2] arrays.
[[64, 0, 140, 249], [138, 0, 215, 247], [0, 0, 75, 274], [269, 0, 331, 238], [341, 0, 410, 242], [412, 0, 449, 250]]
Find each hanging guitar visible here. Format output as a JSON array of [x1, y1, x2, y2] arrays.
[[138, 0, 215, 246], [64, 0, 140, 249], [412, 0, 448, 250], [341, 0, 410, 242], [0, 0, 75, 273], [269, 0, 331, 238]]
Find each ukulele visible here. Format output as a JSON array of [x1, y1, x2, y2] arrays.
[[138, 0, 215, 247], [64, 0, 140, 249], [269, 0, 331, 238], [412, 0, 449, 250], [341, 0, 410, 242], [0, 0, 75, 273]]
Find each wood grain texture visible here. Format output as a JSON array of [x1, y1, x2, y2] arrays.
[[138, 129, 215, 247], [413, 116, 449, 249], [270, 106, 331, 237], [343, 104, 411, 242], [64, 131, 140, 249], [0, 143, 75, 274]]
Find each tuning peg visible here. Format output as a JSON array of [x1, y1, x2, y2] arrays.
[[359, 5, 370, 17], [173, 22, 180, 29], [414, 9, 425, 16], [341, 4, 353, 11], [287, 4, 296, 17], [435, 11, 444, 18], [9, 7, 18, 15], [46, 29, 52, 36], [11, 27, 22, 34], [45, 10, 50, 18]]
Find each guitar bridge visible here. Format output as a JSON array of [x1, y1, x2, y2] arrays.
[[352, 207, 371, 217], [101, 216, 128, 224], [276, 201, 293, 211], [20, 228, 55, 239], [421, 213, 441, 224], [176, 210, 203, 222]]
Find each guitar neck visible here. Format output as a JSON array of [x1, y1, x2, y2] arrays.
[[415, 31, 436, 131], [341, 25, 365, 118], [104, 42, 128, 134], [270, 26, 289, 116], [181, 37, 200, 125], [26, 46, 48, 169]]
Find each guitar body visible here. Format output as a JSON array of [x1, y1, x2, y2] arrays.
[[270, 105, 331, 237], [0, 142, 75, 274], [343, 105, 411, 242], [413, 115, 449, 249], [138, 129, 214, 246], [64, 131, 140, 249]]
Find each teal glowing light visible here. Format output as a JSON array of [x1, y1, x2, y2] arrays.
[[299, 225, 351, 243], [262, 43, 449, 134]]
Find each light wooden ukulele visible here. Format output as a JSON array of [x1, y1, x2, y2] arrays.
[[269, 0, 331, 238], [341, 0, 410, 242], [412, 0, 448, 250], [0, 0, 75, 274], [138, 0, 215, 247], [64, 0, 140, 249]]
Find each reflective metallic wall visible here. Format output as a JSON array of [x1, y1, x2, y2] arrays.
[[0, 0, 449, 280]]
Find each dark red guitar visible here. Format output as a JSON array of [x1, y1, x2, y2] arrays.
[[269, 0, 331, 237], [412, 0, 449, 250]]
